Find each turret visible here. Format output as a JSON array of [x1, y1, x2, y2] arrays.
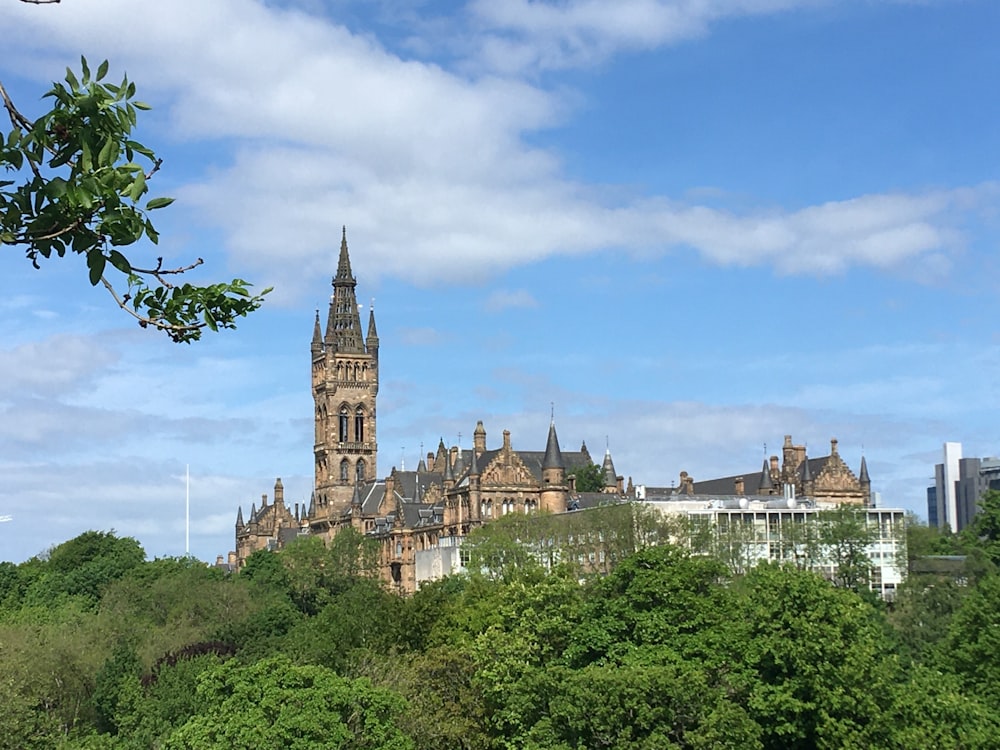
[[859, 455, 871, 506], [311, 310, 323, 360], [443, 449, 455, 489], [366, 302, 379, 360], [758, 459, 773, 494], [474, 420, 487, 455], [468, 447, 482, 521], [274, 478, 284, 507], [800, 452, 814, 497], [601, 448, 621, 494], [540, 421, 567, 513]]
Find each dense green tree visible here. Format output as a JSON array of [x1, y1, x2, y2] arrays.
[[283, 577, 405, 674], [940, 572, 1000, 707], [1, 59, 268, 342], [730, 563, 897, 750], [112, 652, 228, 750], [530, 663, 762, 750], [815, 506, 878, 594], [566, 461, 604, 492], [961, 489, 1000, 564], [565, 545, 732, 667], [884, 665, 1000, 750], [92, 643, 141, 735], [163, 656, 414, 750]]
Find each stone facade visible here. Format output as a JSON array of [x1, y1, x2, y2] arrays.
[[234, 235, 876, 592], [652, 434, 872, 506], [234, 232, 619, 592]]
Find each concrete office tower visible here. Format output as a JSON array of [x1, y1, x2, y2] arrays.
[[936, 442, 962, 533]]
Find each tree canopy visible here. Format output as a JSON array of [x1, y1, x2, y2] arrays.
[[3, 524, 1000, 749]]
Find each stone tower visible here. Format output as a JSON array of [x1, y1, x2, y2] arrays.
[[540, 420, 568, 513], [311, 228, 379, 511]]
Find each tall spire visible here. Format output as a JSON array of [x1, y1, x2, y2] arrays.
[[366, 299, 379, 357], [542, 421, 565, 470], [336, 225, 354, 281], [236, 506, 244, 528], [859, 455, 870, 483], [311, 309, 322, 355], [324, 227, 365, 353]]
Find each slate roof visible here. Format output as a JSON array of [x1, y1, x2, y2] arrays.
[[689, 456, 833, 496]]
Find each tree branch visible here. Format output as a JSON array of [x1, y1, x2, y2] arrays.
[[99, 274, 204, 339]]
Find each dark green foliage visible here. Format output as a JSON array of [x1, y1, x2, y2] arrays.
[[1, 529, 998, 749], [962, 489, 1000, 565], [730, 563, 897, 750], [162, 656, 414, 749], [92, 643, 141, 734], [567, 461, 604, 492], [284, 577, 405, 673], [565, 545, 731, 666], [940, 573, 1000, 707]]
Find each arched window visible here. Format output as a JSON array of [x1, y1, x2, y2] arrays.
[[355, 407, 365, 442], [340, 458, 349, 481], [356, 458, 366, 482], [339, 407, 348, 442]]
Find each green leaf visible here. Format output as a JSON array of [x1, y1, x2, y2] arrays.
[[145, 197, 174, 210], [43, 177, 68, 200], [65, 66, 79, 91], [108, 249, 131, 274], [87, 251, 106, 286], [98, 136, 116, 168], [128, 172, 147, 201], [96, 60, 109, 81], [132, 101, 152, 111], [80, 56, 91, 83]]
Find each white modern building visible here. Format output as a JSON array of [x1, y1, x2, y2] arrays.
[[643, 496, 906, 600]]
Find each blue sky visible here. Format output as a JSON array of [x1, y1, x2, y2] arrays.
[[1, 0, 998, 562]]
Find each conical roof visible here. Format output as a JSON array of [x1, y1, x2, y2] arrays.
[[542, 421, 565, 470], [758, 459, 773, 491], [602, 448, 617, 486]]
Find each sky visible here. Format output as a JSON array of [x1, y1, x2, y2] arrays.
[[1, 0, 999, 563]]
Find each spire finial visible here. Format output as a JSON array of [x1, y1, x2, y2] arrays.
[[550, 402, 555, 422]]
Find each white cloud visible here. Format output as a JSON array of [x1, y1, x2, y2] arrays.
[[0, 0, 985, 301], [468, 0, 822, 73], [0, 335, 119, 397], [398, 326, 447, 346], [484, 289, 539, 312]]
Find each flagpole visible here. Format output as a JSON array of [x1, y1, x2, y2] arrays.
[[185, 464, 190, 556]]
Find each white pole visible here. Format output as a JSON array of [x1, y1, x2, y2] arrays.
[[185, 464, 190, 556]]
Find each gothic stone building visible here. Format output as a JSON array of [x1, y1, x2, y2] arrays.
[[646, 434, 872, 506], [234, 234, 875, 592], [234, 231, 623, 592]]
